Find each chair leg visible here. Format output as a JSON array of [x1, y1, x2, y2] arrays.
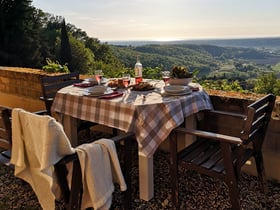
[[254, 151, 268, 192], [221, 143, 241, 210], [54, 164, 71, 204], [68, 159, 83, 210], [226, 178, 241, 210], [252, 136, 268, 192], [170, 132, 179, 210]]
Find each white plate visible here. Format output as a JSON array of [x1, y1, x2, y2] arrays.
[[164, 85, 189, 93], [84, 89, 114, 97], [164, 89, 192, 96], [84, 86, 111, 96]]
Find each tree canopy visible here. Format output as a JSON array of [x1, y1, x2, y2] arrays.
[[0, 0, 123, 74]]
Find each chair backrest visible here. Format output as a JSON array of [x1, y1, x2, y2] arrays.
[[240, 94, 276, 144], [0, 106, 12, 150], [41, 72, 81, 115]]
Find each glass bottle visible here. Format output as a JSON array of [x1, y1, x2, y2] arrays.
[[134, 55, 143, 84]]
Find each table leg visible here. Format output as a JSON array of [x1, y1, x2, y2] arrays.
[[62, 115, 78, 147], [62, 114, 155, 201], [139, 153, 154, 201]]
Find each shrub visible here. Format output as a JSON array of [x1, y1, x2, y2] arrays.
[[42, 58, 69, 73]]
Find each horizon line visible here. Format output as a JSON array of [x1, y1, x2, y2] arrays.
[[101, 35, 280, 43]]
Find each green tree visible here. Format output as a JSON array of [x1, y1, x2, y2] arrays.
[[254, 73, 280, 95], [60, 18, 72, 70], [68, 34, 94, 73], [0, 0, 43, 67]]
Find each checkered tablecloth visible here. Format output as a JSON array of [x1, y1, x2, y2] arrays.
[[51, 81, 213, 157]]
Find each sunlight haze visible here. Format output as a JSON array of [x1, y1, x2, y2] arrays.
[[32, 0, 280, 41]]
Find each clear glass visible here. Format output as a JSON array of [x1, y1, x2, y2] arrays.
[[161, 71, 170, 86], [95, 70, 103, 85], [122, 73, 131, 88]]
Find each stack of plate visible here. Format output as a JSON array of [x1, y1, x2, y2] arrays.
[[163, 85, 192, 96], [84, 86, 113, 96]]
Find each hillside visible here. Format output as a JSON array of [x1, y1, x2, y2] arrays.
[[110, 43, 280, 78]]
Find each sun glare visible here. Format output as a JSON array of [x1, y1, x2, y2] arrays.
[[153, 37, 183, 42]]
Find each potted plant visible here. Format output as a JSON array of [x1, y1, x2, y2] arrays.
[[169, 65, 193, 85]]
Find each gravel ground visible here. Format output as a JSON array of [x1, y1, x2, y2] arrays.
[[1, 131, 280, 210]]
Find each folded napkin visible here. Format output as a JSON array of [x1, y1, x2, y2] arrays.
[[98, 91, 123, 99], [73, 82, 96, 88]]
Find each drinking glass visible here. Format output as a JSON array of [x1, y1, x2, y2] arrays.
[[161, 71, 170, 86], [95, 70, 103, 85], [122, 73, 131, 88]]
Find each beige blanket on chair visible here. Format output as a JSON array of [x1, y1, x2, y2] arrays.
[[76, 138, 127, 210], [10, 108, 75, 210]]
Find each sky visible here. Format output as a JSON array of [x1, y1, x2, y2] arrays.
[[32, 0, 280, 42]]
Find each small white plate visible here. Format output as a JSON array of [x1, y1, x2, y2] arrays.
[[84, 86, 111, 96]]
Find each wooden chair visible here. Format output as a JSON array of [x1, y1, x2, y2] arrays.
[[0, 106, 47, 165], [40, 72, 81, 115], [11, 108, 135, 210], [169, 94, 276, 210], [0, 106, 12, 164], [55, 132, 134, 210], [40, 72, 97, 135]]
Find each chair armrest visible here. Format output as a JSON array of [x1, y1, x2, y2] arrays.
[[56, 153, 78, 165], [111, 132, 135, 143], [33, 110, 48, 115], [174, 127, 242, 145], [40, 96, 54, 102], [207, 110, 246, 119]]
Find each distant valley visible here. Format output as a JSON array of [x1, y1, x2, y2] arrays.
[[109, 37, 280, 80]]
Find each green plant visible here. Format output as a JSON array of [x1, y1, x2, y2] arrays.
[[42, 58, 69, 73], [254, 73, 280, 95], [171, 65, 193, 78]]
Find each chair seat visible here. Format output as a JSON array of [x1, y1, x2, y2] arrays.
[[178, 139, 254, 175]]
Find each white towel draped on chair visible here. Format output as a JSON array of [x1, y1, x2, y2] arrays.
[[10, 108, 75, 210], [10, 108, 127, 210], [77, 138, 127, 210]]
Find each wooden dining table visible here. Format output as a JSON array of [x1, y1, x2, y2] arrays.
[[51, 79, 213, 201]]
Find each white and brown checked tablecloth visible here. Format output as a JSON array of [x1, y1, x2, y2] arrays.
[[51, 82, 213, 157]]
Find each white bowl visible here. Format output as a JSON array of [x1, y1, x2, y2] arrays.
[[169, 78, 192, 85]]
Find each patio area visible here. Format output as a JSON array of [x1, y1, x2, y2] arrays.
[[1, 132, 280, 210], [0, 67, 280, 209]]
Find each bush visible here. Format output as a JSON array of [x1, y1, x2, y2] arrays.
[[42, 58, 69, 73]]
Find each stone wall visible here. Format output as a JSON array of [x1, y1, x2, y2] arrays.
[[0, 67, 50, 111]]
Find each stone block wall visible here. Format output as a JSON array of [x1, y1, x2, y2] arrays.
[[0, 67, 51, 111], [0, 67, 48, 100]]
